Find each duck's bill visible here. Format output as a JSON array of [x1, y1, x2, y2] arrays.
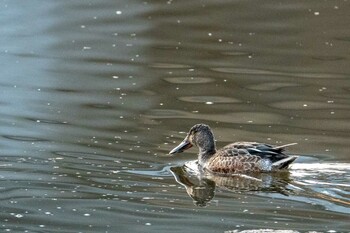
[[169, 140, 193, 154]]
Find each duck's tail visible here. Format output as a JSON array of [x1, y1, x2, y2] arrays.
[[272, 156, 298, 170], [272, 143, 298, 150]]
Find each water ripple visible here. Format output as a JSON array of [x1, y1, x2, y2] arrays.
[[2, 135, 48, 142], [163, 77, 214, 84], [246, 82, 299, 91], [212, 67, 348, 79], [269, 101, 349, 110], [178, 96, 241, 104]]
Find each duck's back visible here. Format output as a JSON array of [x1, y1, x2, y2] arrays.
[[203, 142, 297, 174], [222, 142, 289, 162]]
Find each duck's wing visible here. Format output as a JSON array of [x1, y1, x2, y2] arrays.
[[221, 142, 296, 163], [205, 142, 298, 173]]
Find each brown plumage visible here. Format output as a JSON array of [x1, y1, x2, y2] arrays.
[[169, 124, 298, 174]]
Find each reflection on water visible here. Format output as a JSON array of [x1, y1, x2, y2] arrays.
[[1, 0, 350, 232], [170, 161, 350, 214], [170, 161, 295, 206]]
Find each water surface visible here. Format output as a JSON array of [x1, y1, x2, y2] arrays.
[[1, 0, 349, 232]]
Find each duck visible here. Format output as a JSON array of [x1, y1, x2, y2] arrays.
[[169, 124, 298, 174]]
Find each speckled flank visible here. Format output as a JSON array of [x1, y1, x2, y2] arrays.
[[206, 155, 264, 173]]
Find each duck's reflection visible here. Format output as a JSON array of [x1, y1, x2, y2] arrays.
[[170, 161, 294, 206]]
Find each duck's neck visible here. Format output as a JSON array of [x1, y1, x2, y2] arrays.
[[196, 133, 216, 165], [198, 147, 216, 164]]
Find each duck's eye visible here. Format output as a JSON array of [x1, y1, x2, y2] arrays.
[[188, 131, 195, 137], [189, 133, 197, 145]]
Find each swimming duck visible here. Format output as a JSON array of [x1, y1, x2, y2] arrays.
[[169, 124, 298, 174]]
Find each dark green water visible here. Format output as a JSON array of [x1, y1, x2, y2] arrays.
[[0, 0, 349, 232]]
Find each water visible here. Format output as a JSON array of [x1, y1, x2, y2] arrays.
[[1, 0, 349, 232]]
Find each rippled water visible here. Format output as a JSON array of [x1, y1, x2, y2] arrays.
[[1, 0, 349, 232]]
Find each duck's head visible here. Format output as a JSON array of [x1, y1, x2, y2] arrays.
[[169, 124, 216, 156]]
